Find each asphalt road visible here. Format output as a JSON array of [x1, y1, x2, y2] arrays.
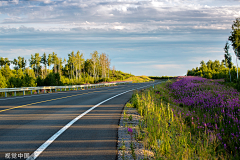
[[0, 81, 162, 160]]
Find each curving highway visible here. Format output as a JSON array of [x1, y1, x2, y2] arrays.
[[0, 81, 162, 160]]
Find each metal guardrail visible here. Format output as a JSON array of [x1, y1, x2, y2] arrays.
[[0, 81, 133, 97]]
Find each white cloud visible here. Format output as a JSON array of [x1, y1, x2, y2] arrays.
[[152, 64, 184, 69], [0, 0, 239, 33]]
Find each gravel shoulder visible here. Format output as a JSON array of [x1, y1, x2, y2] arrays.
[[117, 102, 154, 160]]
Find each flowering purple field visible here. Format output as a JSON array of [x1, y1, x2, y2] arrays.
[[168, 76, 240, 156]]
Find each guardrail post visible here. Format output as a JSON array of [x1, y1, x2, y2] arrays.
[[31, 90, 32, 94], [23, 91, 25, 96], [14, 91, 16, 96], [5, 92, 7, 97], [44, 89, 46, 93], [37, 90, 39, 94]]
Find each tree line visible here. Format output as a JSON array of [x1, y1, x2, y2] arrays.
[[187, 18, 240, 83], [0, 51, 132, 88]]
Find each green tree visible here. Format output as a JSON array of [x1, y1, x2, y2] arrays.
[[100, 53, 108, 79], [229, 18, 240, 79], [224, 41, 232, 81], [22, 74, 36, 87], [90, 51, 99, 82], [52, 52, 58, 73], [206, 60, 213, 71], [13, 58, 19, 70], [200, 60, 207, 77], [67, 52, 74, 79], [17, 69, 24, 79], [56, 58, 62, 75], [47, 53, 52, 73], [34, 53, 41, 77], [0, 57, 5, 68], [41, 52, 48, 76], [17, 56, 23, 69], [84, 59, 93, 77], [4, 58, 11, 66], [29, 54, 35, 70], [21, 57, 26, 69], [213, 60, 221, 72], [44, 73, 62, 86], [0, 71, 7, 88], [75, 51, 84, 80], [1, 64, 12, 80]]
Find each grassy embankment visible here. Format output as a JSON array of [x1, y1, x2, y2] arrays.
[[125, 76, 240, 159], [125, 75, 152, 83]]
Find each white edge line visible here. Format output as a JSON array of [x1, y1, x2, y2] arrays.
[[27, 83, 160, 160], [27, 89, 133, 160]]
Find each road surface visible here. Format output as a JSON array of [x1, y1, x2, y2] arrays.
[[0, 81, 162, 160]]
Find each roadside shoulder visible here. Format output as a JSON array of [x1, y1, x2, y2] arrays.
[[117, 102, 154, 160]]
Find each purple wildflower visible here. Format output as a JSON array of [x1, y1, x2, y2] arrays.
[[128, 128, 133, 133]]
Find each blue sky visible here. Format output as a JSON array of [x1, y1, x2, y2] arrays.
[[0, 0, 240, 76]]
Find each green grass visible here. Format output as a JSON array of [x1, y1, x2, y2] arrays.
[[127, 81, 227, 159], [124, 75, 153, 83]]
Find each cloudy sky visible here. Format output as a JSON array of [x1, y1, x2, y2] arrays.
[[0, 0, 240, 76]]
